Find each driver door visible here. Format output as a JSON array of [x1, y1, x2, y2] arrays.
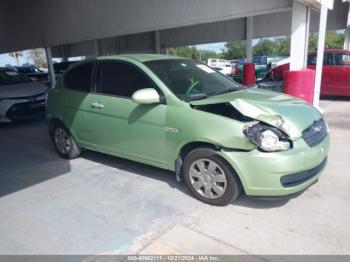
[[84, 60, 167, 168]]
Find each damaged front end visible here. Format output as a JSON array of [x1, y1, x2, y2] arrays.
[[242, 122, 292, 152], [190, 88, 323, 152], [192, 102, 293, 152], [190, 88, 323, 135]]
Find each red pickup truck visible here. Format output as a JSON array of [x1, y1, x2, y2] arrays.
[[271, 49, 350, 96]]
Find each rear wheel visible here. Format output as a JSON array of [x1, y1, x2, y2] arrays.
[[183, 148, 241, 206], [51, 122, 81, 159]]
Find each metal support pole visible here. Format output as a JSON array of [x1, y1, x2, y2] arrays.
[[45, 47, 56, 88], [245, 17, 253, 63], [94, 40, 100, 57], [304, 7, 311, 66], [313, 3, 328, 106], [154, 31, 160, 54], [62, 45, 69, 62], [290, 0, 310, 70], [344, 1, 350, 50], [345, 28, 350, 50]]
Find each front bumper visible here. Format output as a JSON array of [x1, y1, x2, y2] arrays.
[[0, 99, 46, 122], [218, 134, 329, 197]]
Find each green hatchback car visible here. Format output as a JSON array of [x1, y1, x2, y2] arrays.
[[46, 54, 329, 206]]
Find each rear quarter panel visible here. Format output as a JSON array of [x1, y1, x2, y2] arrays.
[[46, 82, 92, 147]]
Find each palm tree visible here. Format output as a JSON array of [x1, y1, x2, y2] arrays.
[[8, 51, 23, 66]]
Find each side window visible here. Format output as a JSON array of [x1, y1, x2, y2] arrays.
[[97, 61, 155, 98], [64, 62, 94, 92], [334, 53, 350, 66], [307, 55, 317, 65], [307, 54, 333, 66], [323, 53, 333, 65]]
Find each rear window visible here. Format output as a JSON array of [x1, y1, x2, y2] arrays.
[[64, 62, 94, 92]]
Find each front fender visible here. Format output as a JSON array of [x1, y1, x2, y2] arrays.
[[166, 105, 255, 170]]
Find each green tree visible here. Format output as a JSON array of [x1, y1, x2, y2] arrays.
[[169, 46, 200, 60], [325, 31, 345, 49], [8, 51, 23, 66], [308, 33, 318, 52], [170, 31, 345, 63], [274, 37, 290, 56], [253, 39, 277, 56], [27, 49, 47, 68], [198, 49, 221, 62], [309, 31, 345, 51], [221, 41, 246, 60]]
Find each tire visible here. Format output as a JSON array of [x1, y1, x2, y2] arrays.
[[183, 148, 241, 206], [51, 122, 82, 159]]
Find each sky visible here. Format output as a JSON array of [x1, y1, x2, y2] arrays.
[[196, 43, 226, 52], [0, 52, 28, 67], [0, 50, 75, 67], [196, 39, 259, 53]]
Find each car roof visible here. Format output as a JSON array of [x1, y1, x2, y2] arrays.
[[309, 49, 350, 54], [96, 54, 186, 63]]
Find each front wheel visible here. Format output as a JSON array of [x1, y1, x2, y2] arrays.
[[183, 148, 242, 206], [51, 123, 82, 159]]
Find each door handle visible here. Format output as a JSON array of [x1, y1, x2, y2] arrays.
[[90, 102, 104, 109]]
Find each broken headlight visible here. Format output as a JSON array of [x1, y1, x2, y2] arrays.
[[243, 122, 291, 152]]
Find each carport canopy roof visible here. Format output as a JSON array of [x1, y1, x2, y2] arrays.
[[0, 0, 300, 53], [0, 0, 346, 55]]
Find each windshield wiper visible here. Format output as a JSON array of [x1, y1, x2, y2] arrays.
[[184, 93, 209, 102], [208, 88, 237, 97]]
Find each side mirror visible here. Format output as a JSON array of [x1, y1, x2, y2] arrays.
[[132, 88, 160, 105]]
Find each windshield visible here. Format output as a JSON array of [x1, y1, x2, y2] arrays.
[[144, 59, 241, 101], [0, 70, 32, 85]]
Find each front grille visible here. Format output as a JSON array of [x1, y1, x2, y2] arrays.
[[280, 158, 327, 187], [302, 119, 327, 147], [6, 99, 45, 120]]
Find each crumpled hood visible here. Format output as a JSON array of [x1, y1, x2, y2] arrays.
[[0, 82, 48, 98], [190, 88, 322, 138]]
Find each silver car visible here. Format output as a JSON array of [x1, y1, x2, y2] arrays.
[[0, 67, 48, 123]]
